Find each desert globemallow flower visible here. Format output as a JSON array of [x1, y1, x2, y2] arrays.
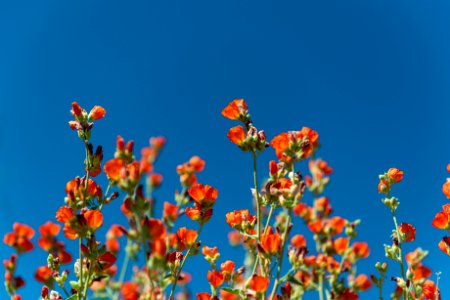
[[221, 98, 249, 121]]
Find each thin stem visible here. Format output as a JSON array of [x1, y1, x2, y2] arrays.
[[269, 210, 292, 299], [318, 272, 324, 300], [78, 238, 84, 300], [252, 152, 262, 240], [264, 205, 275, 234], [99, 183, 112, 211], [168, 225, 204, 299], [112, 243, 130, 300], [391, 211, 408, 300]]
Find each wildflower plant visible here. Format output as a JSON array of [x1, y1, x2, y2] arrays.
[[1, 100, 446, 300]]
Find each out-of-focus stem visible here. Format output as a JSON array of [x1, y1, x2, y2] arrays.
[[269, 209, 292, 299]]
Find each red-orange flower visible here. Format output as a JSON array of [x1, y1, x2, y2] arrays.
[[88, 105, 106, 120], [443, 180, 450, 198], [226, 209, 256, 231], [104, 158, 125, 181], [34, 266, 53, 284], [207, 270, 224, 288], [177, 227, 198, 249], [163, 202, 179, 223], [387, 168, 403, 183], [353, 274, 372, 291], [399, 223, 416, 242], [221, 99, 248, 120], [220, 260, 235, 275], [202, 246, 219, 262], [432, 204, 450, 230], [291, 234, 306, 249], [352, 242, 370, 259], [333, 237, 349, 255], [422, 280, 439, 299], [84, 210, 104, 230], [188, 184, 218, 208], [3, 223, 35, 253], [121, 282, 140, 300], [248, 274, 270, 294], [270, 127, 319, 163], [260, 227, 281, 256], [196, 292, 212, 300], [227, 125, 246, 145]]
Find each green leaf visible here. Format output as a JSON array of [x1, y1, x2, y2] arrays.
[[221, 287, 241, 295]]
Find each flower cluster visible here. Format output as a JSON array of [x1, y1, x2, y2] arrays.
[[2, 100, 448, 300], [376, 168, 441, 299], [432, 165, 450, 256]]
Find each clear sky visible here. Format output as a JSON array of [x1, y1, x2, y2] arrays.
[[1, 1, 450, 299]]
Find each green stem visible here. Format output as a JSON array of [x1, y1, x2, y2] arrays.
[[112, 243, 130, 300], [252, 152, 262, 240], [269, 210, 292, 298], [78, 238, 84, 300], [391, 211, 407, 300], [264, 205, 275, 234], [318, 272, 324, 300], [168, 225, 204, 299]]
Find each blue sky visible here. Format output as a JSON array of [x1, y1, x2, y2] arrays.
[[1, 0, 450, 299]]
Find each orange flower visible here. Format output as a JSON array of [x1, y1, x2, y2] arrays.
[[189, 156, 205, 172], [220, 260, 235, 275], [65, 177, 102, 202], [387, 168, 403, 183], [163, 202, 179, 222], [271, 127, 319, 163], [422, 280, 439, 299], [333, 237, 349, 255], [188, 184, 218, 208], [207, 270, 224, 288], [260, 227, 281, 256], [3, 223, 35, 253], [328, 216, 346, 235], [227, 125, 246, 145], [270, 132, 291, 163], [314, 197, 332, 216], [202, 246, 220, 262], [221, 99, 248, 120], [37, 221, 61, 251], [307, 220, 324, 234], [291, 234, 306, 248], [88, 105, 106, 120], [121, 282, 140, 300], [226, 209, 256, 231], [352, 242, 370, 259], [353, 274, 372, 291], [378, 179, 389, 194], [176, 156, 206, 187], [177, 227, 198, 248], [248, 274, 270, 293], [412, 264, 431, 282], [83, 210, 104, 230], [399, 223, 416, 242], [34, 266, 53, 284], [196, 292, 212, 300], [104, 158, 125, 181], [441, 180, 450, 198], [71, 102, 83, 118], [432, 210, 450, 230], [142, 218, 167, 241], [438, 236, 450, 255]]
